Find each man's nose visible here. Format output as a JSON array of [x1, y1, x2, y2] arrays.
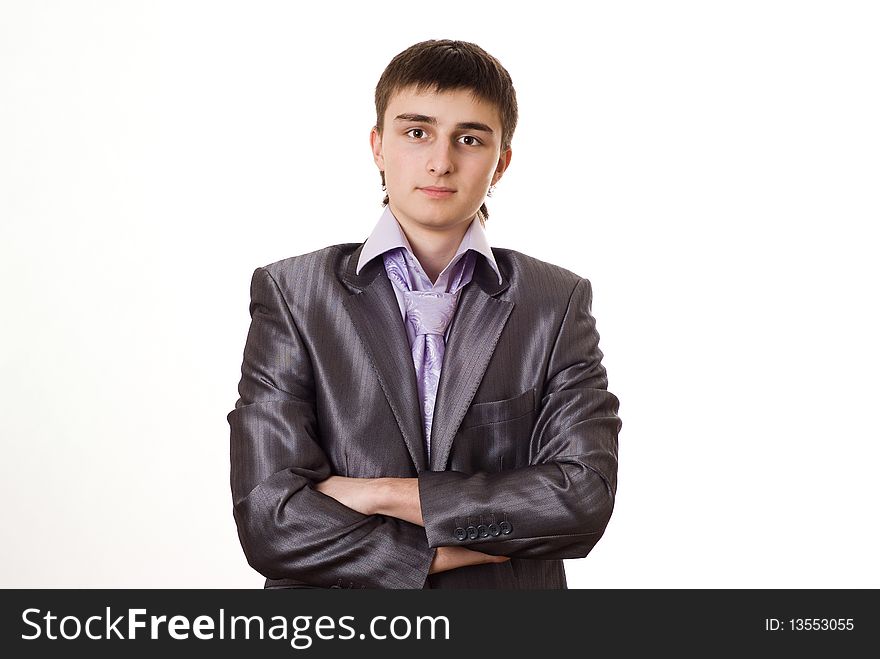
[[426, 139, 453, 176]]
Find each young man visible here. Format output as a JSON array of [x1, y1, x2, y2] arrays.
[[228, 40, 621, 589]]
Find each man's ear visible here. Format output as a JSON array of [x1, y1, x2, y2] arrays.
[[370, 126, 385, 169], [492, 147, 513, 186]]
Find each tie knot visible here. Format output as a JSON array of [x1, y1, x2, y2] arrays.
[[403, 290, 458, 336]]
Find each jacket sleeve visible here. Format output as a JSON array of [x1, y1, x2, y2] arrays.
[[228, 266, 436, 588], [417, 277, 621, 559]]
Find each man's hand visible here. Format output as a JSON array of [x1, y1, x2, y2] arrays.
[[429, 546, 510, 574], [314, 476, 425, 526], [313, 476, 379, 517]]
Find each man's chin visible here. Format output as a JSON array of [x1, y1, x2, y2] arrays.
[[407, 206, 475, 230], [390, 199, 476, 230]]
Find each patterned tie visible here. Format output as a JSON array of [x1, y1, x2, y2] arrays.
[[383, 247, 474, 459]]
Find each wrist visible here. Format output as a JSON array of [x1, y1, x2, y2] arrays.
[[370, 477, 393, 516], [368, 477, 422, 526]]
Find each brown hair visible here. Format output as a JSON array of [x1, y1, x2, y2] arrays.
[[374, 39, 518, 223]]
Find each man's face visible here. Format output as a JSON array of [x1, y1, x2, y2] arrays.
[[370, 85, 511, 234]]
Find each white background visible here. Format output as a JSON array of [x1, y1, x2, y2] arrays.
[[1, 1, 878, 588]]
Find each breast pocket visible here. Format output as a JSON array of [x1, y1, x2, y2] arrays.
[[459, 387, 537, 430], [450, 388, 537, 473]]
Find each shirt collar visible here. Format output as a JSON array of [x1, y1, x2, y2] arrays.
[[356, 205, 502, 285]]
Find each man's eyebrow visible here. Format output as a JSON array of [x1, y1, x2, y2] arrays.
[[393, 113, 495, 134]]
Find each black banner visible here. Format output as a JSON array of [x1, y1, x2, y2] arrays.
[[1, 589, 875, 656]]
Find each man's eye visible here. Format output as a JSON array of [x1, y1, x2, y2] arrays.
[[458, 135, 482, 146], [406, 128, 427, 139]]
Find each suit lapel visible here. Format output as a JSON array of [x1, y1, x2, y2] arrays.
[[341, 246, 427, 472], [429, 255, 513, 471], [341, 243, 513, 474]]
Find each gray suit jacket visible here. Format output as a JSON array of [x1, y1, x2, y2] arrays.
[[228, 241, 621, 589]]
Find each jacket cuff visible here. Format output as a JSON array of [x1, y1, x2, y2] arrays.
[[418, 470, 516, 549]]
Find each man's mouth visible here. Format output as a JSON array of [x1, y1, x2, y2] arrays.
[[418, 186, 456, 198]]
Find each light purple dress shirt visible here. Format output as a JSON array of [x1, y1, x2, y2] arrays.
[[356, 206, 503, 455]]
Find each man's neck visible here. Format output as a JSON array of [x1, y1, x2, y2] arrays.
[[394, 212, 473, 284]]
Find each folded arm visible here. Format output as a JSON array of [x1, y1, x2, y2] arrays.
[[423, 277, 619, 558], [229, 266, 437, 589]]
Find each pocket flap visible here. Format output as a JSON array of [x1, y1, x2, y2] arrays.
[[460, 387, 536, 429]]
